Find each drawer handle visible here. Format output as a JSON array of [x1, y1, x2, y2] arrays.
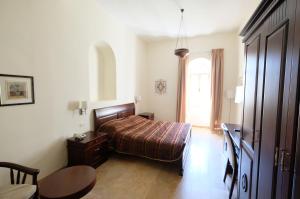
[[242, 174, 248, 192], [94, 147, 100, 152], [280, 149, 291, 172]]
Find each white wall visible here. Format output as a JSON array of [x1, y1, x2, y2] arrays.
[[146, 32, 240, 124], [134, 38, 149, 113], [233, 0, 262, 124], [0, 0, 147, 184]]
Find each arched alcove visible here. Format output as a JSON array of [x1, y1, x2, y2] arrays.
[[89, 42, 116, 101]]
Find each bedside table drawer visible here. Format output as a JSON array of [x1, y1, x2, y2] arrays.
[[85, 143, 108, 165], [87, 136, 107, 148], [67, 131, 109, 168]]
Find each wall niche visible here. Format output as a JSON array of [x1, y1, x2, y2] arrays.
[[89, 41, 116, 101]]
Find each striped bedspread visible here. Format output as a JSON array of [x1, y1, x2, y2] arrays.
[[98, 115, 191, 161]]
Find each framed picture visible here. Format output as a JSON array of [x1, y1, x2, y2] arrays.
[[0, 74, 35, 106], [155, 79, 167, 95]]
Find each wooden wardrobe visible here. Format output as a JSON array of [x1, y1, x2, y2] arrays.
[[239, 0, 300, 198]]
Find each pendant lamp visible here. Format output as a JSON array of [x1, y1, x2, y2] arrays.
[[174, 9, 189, 58]]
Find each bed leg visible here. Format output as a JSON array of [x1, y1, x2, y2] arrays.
[[179, 167, 183, 176], [178, 157, 183, 176]]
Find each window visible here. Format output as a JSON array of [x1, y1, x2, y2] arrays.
[[186, 57, 211, 127]]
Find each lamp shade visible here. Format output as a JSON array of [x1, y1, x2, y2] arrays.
[[175, 48, 189, 58], [235, 86, 244, 103]]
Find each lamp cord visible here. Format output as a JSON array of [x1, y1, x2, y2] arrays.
[[175, 9, 184, 49], [175, 8, 189, 50]]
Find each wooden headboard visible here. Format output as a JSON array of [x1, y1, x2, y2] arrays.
[[94, 103, 135, 131]]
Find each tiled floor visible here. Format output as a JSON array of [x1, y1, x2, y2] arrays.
[[83, 127, 236, 199]]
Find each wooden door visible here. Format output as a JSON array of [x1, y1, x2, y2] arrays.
[[257, 24, 288, 199], [265, 0, 298, 198], [239, 35, 260, 199], [242, 36, 260, 149], [288, 0, 300, 197], [291, 0, 300, 199]]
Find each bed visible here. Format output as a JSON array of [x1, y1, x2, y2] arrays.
[[94, 103, 192, 176]]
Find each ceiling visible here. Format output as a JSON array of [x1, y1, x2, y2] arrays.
[[97, 0, 261, 40]]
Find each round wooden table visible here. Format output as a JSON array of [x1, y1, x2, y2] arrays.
[[39, 166, 96, 199]]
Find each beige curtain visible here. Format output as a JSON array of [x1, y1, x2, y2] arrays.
[[210, 49, 224, 130], [176, 56, 189, 122]]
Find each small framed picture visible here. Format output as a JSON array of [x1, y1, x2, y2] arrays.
[[155, 79, 167, 95], [0, 74, 35, 106]]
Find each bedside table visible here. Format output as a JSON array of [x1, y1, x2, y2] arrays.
[[67, 131, 108, 168], [138, 112, 154, 120]]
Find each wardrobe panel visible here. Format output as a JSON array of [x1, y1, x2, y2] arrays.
[[291, 1, 300, 198], [243, 37, 260, 149], [239, 146, 253, 199], [276, 0, 300, 197], [257, 24, 287, 199], [252, 33, 264, 199]]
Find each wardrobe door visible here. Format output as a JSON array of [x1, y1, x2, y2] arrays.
[[257, 24, 288, 199], [242, 36, 260, 149], [291, 0, 300, 199], [239, 35, 260, 199], [268, 0, 298, 198]]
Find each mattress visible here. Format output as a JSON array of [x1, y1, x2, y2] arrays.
[[98, 115, 191, 161]]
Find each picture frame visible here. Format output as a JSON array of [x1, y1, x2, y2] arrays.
[[0, 74, 35, 106], [155, 79, 167, 95]]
